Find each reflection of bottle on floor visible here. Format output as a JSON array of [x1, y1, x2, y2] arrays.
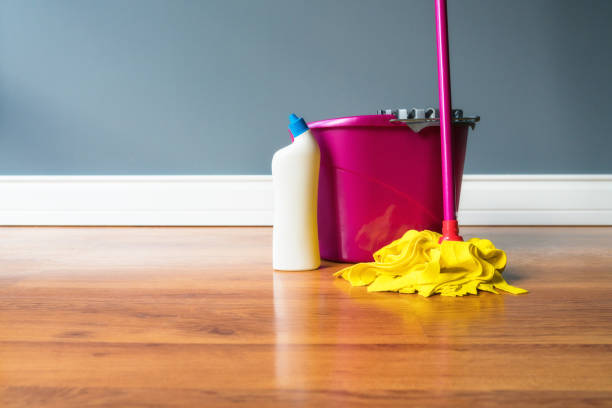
[[271, 114, 320, 271]]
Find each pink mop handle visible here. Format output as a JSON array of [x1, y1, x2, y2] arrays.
[[435, 0, 462, 242]]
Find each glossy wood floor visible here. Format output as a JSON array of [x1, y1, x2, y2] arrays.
[[1, 227, 611, 407]]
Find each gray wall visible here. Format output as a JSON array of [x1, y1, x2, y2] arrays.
[[1, 0, 611, 175]]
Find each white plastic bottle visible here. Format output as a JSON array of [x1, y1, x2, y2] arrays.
[[271, 114, 320, 271]]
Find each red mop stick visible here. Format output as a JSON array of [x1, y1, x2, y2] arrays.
[[435, 0, 463, 242]]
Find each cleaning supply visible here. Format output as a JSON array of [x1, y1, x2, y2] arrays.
[[334, 0, 527, 296], [334, 229, 527, 297], [272, 114, 321, 271], [309, 112, 478, 263]]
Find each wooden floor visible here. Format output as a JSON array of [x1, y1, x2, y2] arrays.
[[1, 227, 611, 407]]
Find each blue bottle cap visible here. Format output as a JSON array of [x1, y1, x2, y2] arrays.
[[288, 113, 309, 138]]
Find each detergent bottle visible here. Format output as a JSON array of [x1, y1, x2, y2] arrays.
[[271, 114, 320, 271]]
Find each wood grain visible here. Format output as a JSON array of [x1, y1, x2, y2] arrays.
[[1, 226, 611, 407]]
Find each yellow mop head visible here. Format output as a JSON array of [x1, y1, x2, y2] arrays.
[[334, 230, 527, 297]]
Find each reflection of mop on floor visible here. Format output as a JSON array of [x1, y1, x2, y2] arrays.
[[333, 274, 508, 333], [336, 229, 527, 297]]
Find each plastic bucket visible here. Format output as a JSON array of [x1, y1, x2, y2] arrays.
[[309, 114, 469, 263]]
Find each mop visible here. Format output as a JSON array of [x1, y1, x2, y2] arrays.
[[334, 0, 527, 297]]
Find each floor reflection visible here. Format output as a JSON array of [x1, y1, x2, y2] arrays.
[[333, 276, 508, 340], [272, 266, 508, 394]]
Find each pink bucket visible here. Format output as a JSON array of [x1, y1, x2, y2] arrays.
[[309, 114, 470, 263]]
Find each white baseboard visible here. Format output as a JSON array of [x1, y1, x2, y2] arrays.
[[457, 175, 612, 225], [0, 175, 610, 226]]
